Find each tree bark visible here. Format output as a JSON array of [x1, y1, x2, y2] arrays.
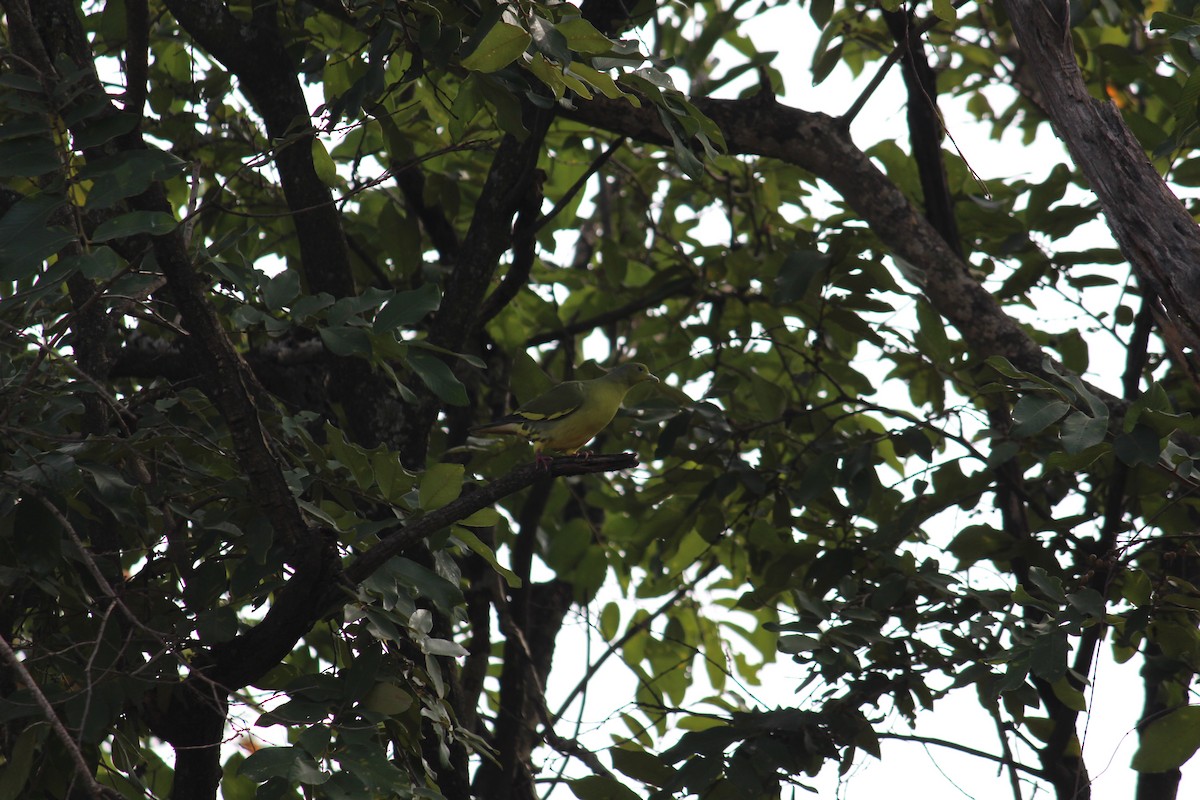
[[1003, 0, 1200, 358]]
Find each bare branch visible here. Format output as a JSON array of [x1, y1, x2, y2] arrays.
[[879, 732, 1044, 778], [342, 453, 639, 587]]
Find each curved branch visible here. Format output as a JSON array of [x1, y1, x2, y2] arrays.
[[564, 95, 1049, 378]]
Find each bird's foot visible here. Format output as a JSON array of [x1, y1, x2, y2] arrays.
[[535, 454, 554, 470]]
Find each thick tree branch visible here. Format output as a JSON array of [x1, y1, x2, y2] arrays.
[[122, 0, 149, 116], [160, 0, 352, 291], [162, 0, 404, 453], [1004, 0, 1200, 356], [883, 8, 962, 256], [432, 109, 557, 354], [563, 96, 1049, 379], [342, 454, 637, 587], [398, 106, 556, 466]]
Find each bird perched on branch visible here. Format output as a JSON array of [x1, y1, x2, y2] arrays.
[[471, 363, 659, 464]]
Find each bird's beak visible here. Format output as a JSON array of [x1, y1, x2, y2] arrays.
[[647, 374, 660, 383]]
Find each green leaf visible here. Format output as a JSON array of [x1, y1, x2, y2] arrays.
[[311, 138, 338, 187], [1066, 587, 1106, 619], [72, 112, 139, 149], [1010, 395, 1070, 438], [0, 723, 44, 800], [915, 300, 951, 363], [610, 746, 676, 787], [362, 683, 413, 716], [568, 775, 642, 800], [0, 135, 60, 177], [461, 22, 531, 72], [318, 325, 372, 357], [1132, 706, 1200, 772], [947, 524, 1006, 568], [238, 747, 304, 781], [418, 462, 464, 510], [460, 507, 499, 527], [454, 527, 522, 588], [1114, 424, 1160, 466], [407, 348, 468, 406], [556, 17, 615, 54], [370, 449, 415, 504], [1028, 567, 1068, 603], [220, 753, 257, 800], [57, 246, 124, 280], [423, 637, 468, 657], [812, 39, 843, 86], [529, 15, 572, 65], [1051, 677, 1087, 712], [528, 53, 568, 99], [91, 210, 177, 241], [1030, 629, 1068, 682], [932, 0, 957, 20], [568, 62, 636, 103], [774, 249, 830, 303], [1061, 410, 1107, 454], [0, 194, 75, 280], [600, 602, 621, 641], [74, 149, 185, 209], [262, 269, 301, 310]]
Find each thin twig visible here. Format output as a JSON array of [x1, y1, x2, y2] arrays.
[[551, 571, 704, 722], [878, 732, 1044, 777], [490, 576, 618, 782], [0, 632, 113, 800], [533, 137, 625, 235], [988, 703, 1025, 800], [840, 0, 972, 126]]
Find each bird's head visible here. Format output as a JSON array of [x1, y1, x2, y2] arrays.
[[606, 362, 659, 388]]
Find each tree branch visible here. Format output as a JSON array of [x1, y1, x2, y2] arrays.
[[0, 632, 115, 800], [878, 732, 1044, 777], [1004, 0, 1200, 358], [122, 0, 149, 116], [342, 453, 637, 587], [394, 164, 461, 265], [882, 8, 962, 255], [562, 95, 1049, 379], [398, 105, 556, 466], [478, 169, 545, 326]]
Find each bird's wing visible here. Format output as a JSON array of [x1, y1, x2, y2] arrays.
[[513, 380, 587, 421]]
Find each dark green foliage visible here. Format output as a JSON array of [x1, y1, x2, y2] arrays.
[[5, 2, 1200, 800]]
